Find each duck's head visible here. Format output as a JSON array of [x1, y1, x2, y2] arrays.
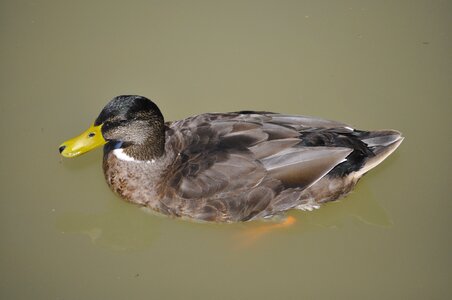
[[59, 95, 165, 160]]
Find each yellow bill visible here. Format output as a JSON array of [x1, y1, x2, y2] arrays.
[[59, 124, 106, 158]]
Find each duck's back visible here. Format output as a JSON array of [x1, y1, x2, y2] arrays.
[[153, 112, 402, 222]]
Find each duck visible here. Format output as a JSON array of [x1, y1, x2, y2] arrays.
[[59, 95, 403, 223]]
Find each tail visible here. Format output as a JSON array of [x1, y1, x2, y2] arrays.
[[356, 130, 404, 176]]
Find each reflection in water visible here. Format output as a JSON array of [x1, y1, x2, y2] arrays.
[[56, 181, 390, 251], [234, 181, 392, 247], [56, 201, 160, 251], [294, 181, 393, 230]]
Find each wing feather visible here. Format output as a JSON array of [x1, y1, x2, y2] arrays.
[[161, 112, 358, 221], [262, 147, 352, 188]]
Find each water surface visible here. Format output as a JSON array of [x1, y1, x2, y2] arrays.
[[1, 1, 451, 299]]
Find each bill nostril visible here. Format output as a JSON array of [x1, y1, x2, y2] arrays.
[[59, 145, 66, 153]]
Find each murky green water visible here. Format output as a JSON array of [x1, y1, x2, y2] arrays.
[[1, 1, 451, 299]]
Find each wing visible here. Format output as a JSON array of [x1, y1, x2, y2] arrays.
[[158, 112, 354, 221]]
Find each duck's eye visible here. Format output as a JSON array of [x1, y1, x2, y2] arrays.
[[88, 132, 95, 138]]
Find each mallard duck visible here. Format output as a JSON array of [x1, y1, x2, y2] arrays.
[[59, 95, 403, 222]]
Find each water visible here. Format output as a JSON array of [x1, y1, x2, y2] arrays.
[[1, 1, 451, 299]]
